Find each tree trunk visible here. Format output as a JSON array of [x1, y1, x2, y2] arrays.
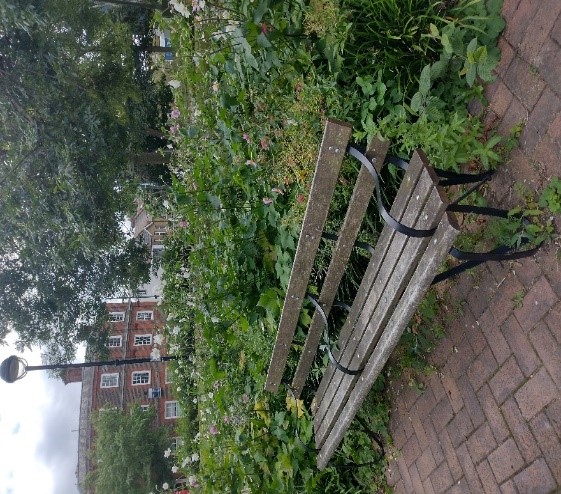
[[132, 151, 171, 165], [147, 45, 174, 53], [94, 0, 165, 10], [146, 128, 167, 140]]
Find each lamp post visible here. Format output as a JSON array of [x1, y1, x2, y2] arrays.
[[0, 354, 178, 384]]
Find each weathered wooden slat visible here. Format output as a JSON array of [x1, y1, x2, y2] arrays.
[[317, 212, 459, 469], [290, 138, 390, 398], [314, 158, 445, 446], [265, 119, 353, 393], [314, 175, 446, 447], [313, 150, 426, 413]]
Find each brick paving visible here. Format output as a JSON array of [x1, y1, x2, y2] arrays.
[[385, 2, 561, 493]]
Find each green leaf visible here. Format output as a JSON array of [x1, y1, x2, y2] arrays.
[[256, 32, 272, 48], [410, 92, 423, 113], [253, 0, 268, 23], [429, 23, 439, 37], [466, 64, 477, 87], [441, 34, 453, 55], [419, 65, 431, 95]]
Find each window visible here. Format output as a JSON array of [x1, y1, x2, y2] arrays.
[[165, 366, 172, 384], [109, 312, 125, 322], [148, 387, 162, 399], [165, 401, 181, 419], [134, 334, 152, 346], [107, 335, 122, 348], [136, 311, 153, 321], [170, 437, 184, 452], [100, 373, 119, 388], [132, 371, 151, 385], [154, 230, 166, 237], [136, 289, 147, 296]]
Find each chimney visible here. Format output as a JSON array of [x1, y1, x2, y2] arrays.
[[63, 367, 83, 385]]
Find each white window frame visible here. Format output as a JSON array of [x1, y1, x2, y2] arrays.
[[100, 373, 119, 388], [170, 437, 184, 452], [131, 370, 151, 386], [165, 401, 181, 419], [140, 404, 150, 412], [134, 334, 152, 346], [136, 311, 153, 321], [107, 335, 122, 348], [109, 312, 125, 322]]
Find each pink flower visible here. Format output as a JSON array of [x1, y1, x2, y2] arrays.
[[242, 133, 251, 142], [242, 393, 249, 403], [260, 137, 270, 150], [262, 197, 273, 205], [297, 194, 305, 204], [272, 187, 284, 195], [260, 23, 274, 34], [209, 424, 219, 435], [211, 81, 219, 93], [170, 108, 180, 119], [245, 159, 257, 167], [170, 125, 179, 134]]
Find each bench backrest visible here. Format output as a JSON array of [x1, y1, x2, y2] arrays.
[[264, 119, 459, 469]]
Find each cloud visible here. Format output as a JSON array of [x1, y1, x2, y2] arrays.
[[0, 343, 82, 494]]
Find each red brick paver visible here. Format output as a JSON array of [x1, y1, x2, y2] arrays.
[[385, 3, 561, 492]]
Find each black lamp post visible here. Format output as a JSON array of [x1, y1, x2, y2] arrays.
[[0, 354, 178, 384]]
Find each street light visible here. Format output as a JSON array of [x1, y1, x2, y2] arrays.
[[0, 354, 179, 384]]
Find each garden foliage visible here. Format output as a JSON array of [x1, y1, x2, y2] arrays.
[[152, 0, 509, 492]]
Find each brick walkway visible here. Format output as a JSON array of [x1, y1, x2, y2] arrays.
[[385, 2, 561, 493]]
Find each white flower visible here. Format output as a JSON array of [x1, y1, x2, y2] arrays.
[[171, 465, 179, 473], [208, 392, 214, 399], [150, 348, 161, 361], [189, 475, 198, 487], [192, 397, 198, 404], [153, 334, 164, 345], [177, 386, 182, 392], [162, 482, 169, 490], [168, 79, 182, 89], [181, 456, 191, 467], [191, 452, 199, 462], [164, 448, 172, 458]]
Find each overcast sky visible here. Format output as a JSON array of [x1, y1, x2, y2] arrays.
[[0, 340, 83, 494]]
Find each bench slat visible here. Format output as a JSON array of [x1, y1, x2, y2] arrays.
[[313, 150, 427, 412], [290, 137, 390, 397], [317, 212, 459, 469], [265, 119, 353, 393], [314, 154, 446, 447]]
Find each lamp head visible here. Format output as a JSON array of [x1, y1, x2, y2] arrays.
[[0, 355, 26, 383]]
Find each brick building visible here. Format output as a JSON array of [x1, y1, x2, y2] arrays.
[[67, 207, 179, 492], [68, 298, 180, 493]]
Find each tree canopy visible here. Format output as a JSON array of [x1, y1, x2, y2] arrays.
[[0, 0, 171, 360], [86, 406, 174, 494]]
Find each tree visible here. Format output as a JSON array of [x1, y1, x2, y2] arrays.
[[86, 406, 174, 494], [0, 0, 173, 360]]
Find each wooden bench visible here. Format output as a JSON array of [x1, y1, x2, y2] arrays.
[[264, 118, 460, 469]]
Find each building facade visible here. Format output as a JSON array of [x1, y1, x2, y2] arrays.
[[69, 206, 177, 492], [69, 299, 180, 493]]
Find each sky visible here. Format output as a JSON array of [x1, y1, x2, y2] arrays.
[[0, 339, 84, 494]]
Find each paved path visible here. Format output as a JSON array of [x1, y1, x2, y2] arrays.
[[386, 1, 561, 493]]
